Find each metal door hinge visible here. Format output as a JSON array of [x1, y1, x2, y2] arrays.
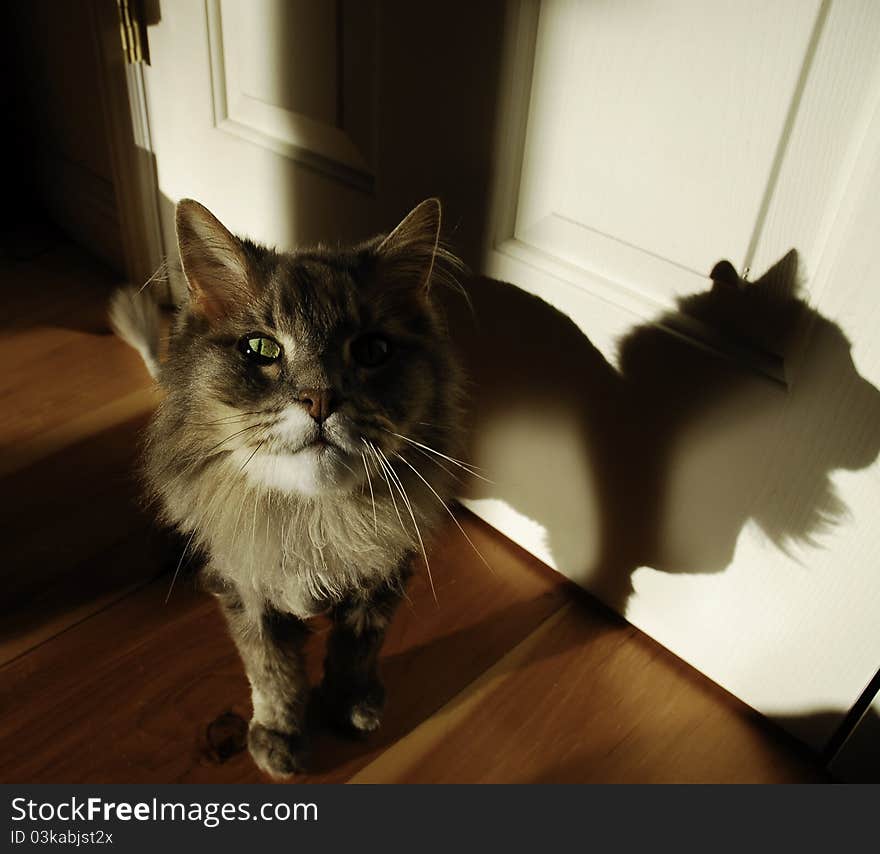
[[117, 0, 149, 64]]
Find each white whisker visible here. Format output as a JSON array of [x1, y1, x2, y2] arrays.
[[251, 487, 260, 551], [395, 452, 494, 574], [364, 439, 404, 532], [410, 443, 463, 483], [385, 430, 492, 483], [204, 422, 266, 457], [165, 528, 197, 604], [238, 435, 269, 473], [373, 444, 437, 603], [188, 410, 267, 427], [138, 260, 169, 293], [361, 450, 378, 535]]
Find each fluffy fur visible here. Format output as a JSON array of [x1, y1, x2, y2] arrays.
[[108, 285, 161, 379], [112, 198, 466, 777]]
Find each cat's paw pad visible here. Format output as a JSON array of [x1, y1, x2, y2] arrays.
[[349, 702, 383, 733], [247, 723, 309, 779]]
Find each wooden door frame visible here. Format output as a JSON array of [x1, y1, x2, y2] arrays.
[[90, 0, 167, 301]]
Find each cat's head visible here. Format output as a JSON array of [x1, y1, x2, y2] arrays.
[[161, 198, 462, 497]]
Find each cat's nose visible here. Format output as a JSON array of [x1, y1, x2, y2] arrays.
[[296, 388, 335, 422]]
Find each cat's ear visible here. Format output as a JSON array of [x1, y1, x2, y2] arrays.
[[376, 198, 442, 291], [754, 248, 799, 299], [176, 199, 252, 321], [709, 259, 742, 290]]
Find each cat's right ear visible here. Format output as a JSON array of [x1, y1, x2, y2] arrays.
[[176, 199, 251, 321]]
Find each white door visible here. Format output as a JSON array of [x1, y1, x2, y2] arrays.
[[463, 0, 880, 762], [140, 0, 508, 296]]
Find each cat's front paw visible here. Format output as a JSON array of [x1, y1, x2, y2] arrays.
[[348, 701, 383, 733], [318, 681, 385, 737], [247, 723, 309, 779]]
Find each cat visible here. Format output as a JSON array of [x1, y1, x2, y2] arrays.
[[109, 198, 467, 778]]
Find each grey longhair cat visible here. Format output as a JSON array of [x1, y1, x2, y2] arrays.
[[109, 198, 469, 778]]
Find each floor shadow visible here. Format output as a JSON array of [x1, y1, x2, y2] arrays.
[[302, 590, 589, 777], [446, 251, 880, 613], [303, 586, 834, 782], [0, 413, 184, 658], [772, 707, 880, 782], [0, 218, 123, 336]]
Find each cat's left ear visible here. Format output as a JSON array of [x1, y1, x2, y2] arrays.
[[376, 198, 442, 292]]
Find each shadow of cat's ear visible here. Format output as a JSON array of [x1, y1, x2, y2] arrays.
[[709, 259, 742, 290], [754, 248, 800, 300]]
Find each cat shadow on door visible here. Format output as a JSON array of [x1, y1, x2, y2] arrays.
[[446, 250, 880, 613]]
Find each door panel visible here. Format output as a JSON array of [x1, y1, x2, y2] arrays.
[[518, 0, 816, 289], [206, 0, 375, 187], [144, 0, 378, 297], [472, 0, 880, 758]]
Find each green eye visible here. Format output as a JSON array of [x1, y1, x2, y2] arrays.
[[239, 334, 282, 365]]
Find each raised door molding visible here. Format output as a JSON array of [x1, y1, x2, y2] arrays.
[[205, 0, 376, 191]]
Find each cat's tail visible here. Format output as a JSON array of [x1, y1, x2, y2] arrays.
[[108, 287, 162, 380]]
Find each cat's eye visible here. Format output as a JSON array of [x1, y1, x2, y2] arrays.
[[351, 333, 393, 367], [239, 334, 282, 365]]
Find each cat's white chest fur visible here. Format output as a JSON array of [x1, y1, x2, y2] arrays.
[[166, 474, 419, 618]]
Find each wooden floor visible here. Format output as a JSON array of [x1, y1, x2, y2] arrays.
[[0, 232, 827, 783]]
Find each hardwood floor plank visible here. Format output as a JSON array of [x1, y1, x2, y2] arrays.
[[351, 597, 826, 783], [1, 385, 158, 479], [0, 237, 153, 468], [0, 328, 154, 464]]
